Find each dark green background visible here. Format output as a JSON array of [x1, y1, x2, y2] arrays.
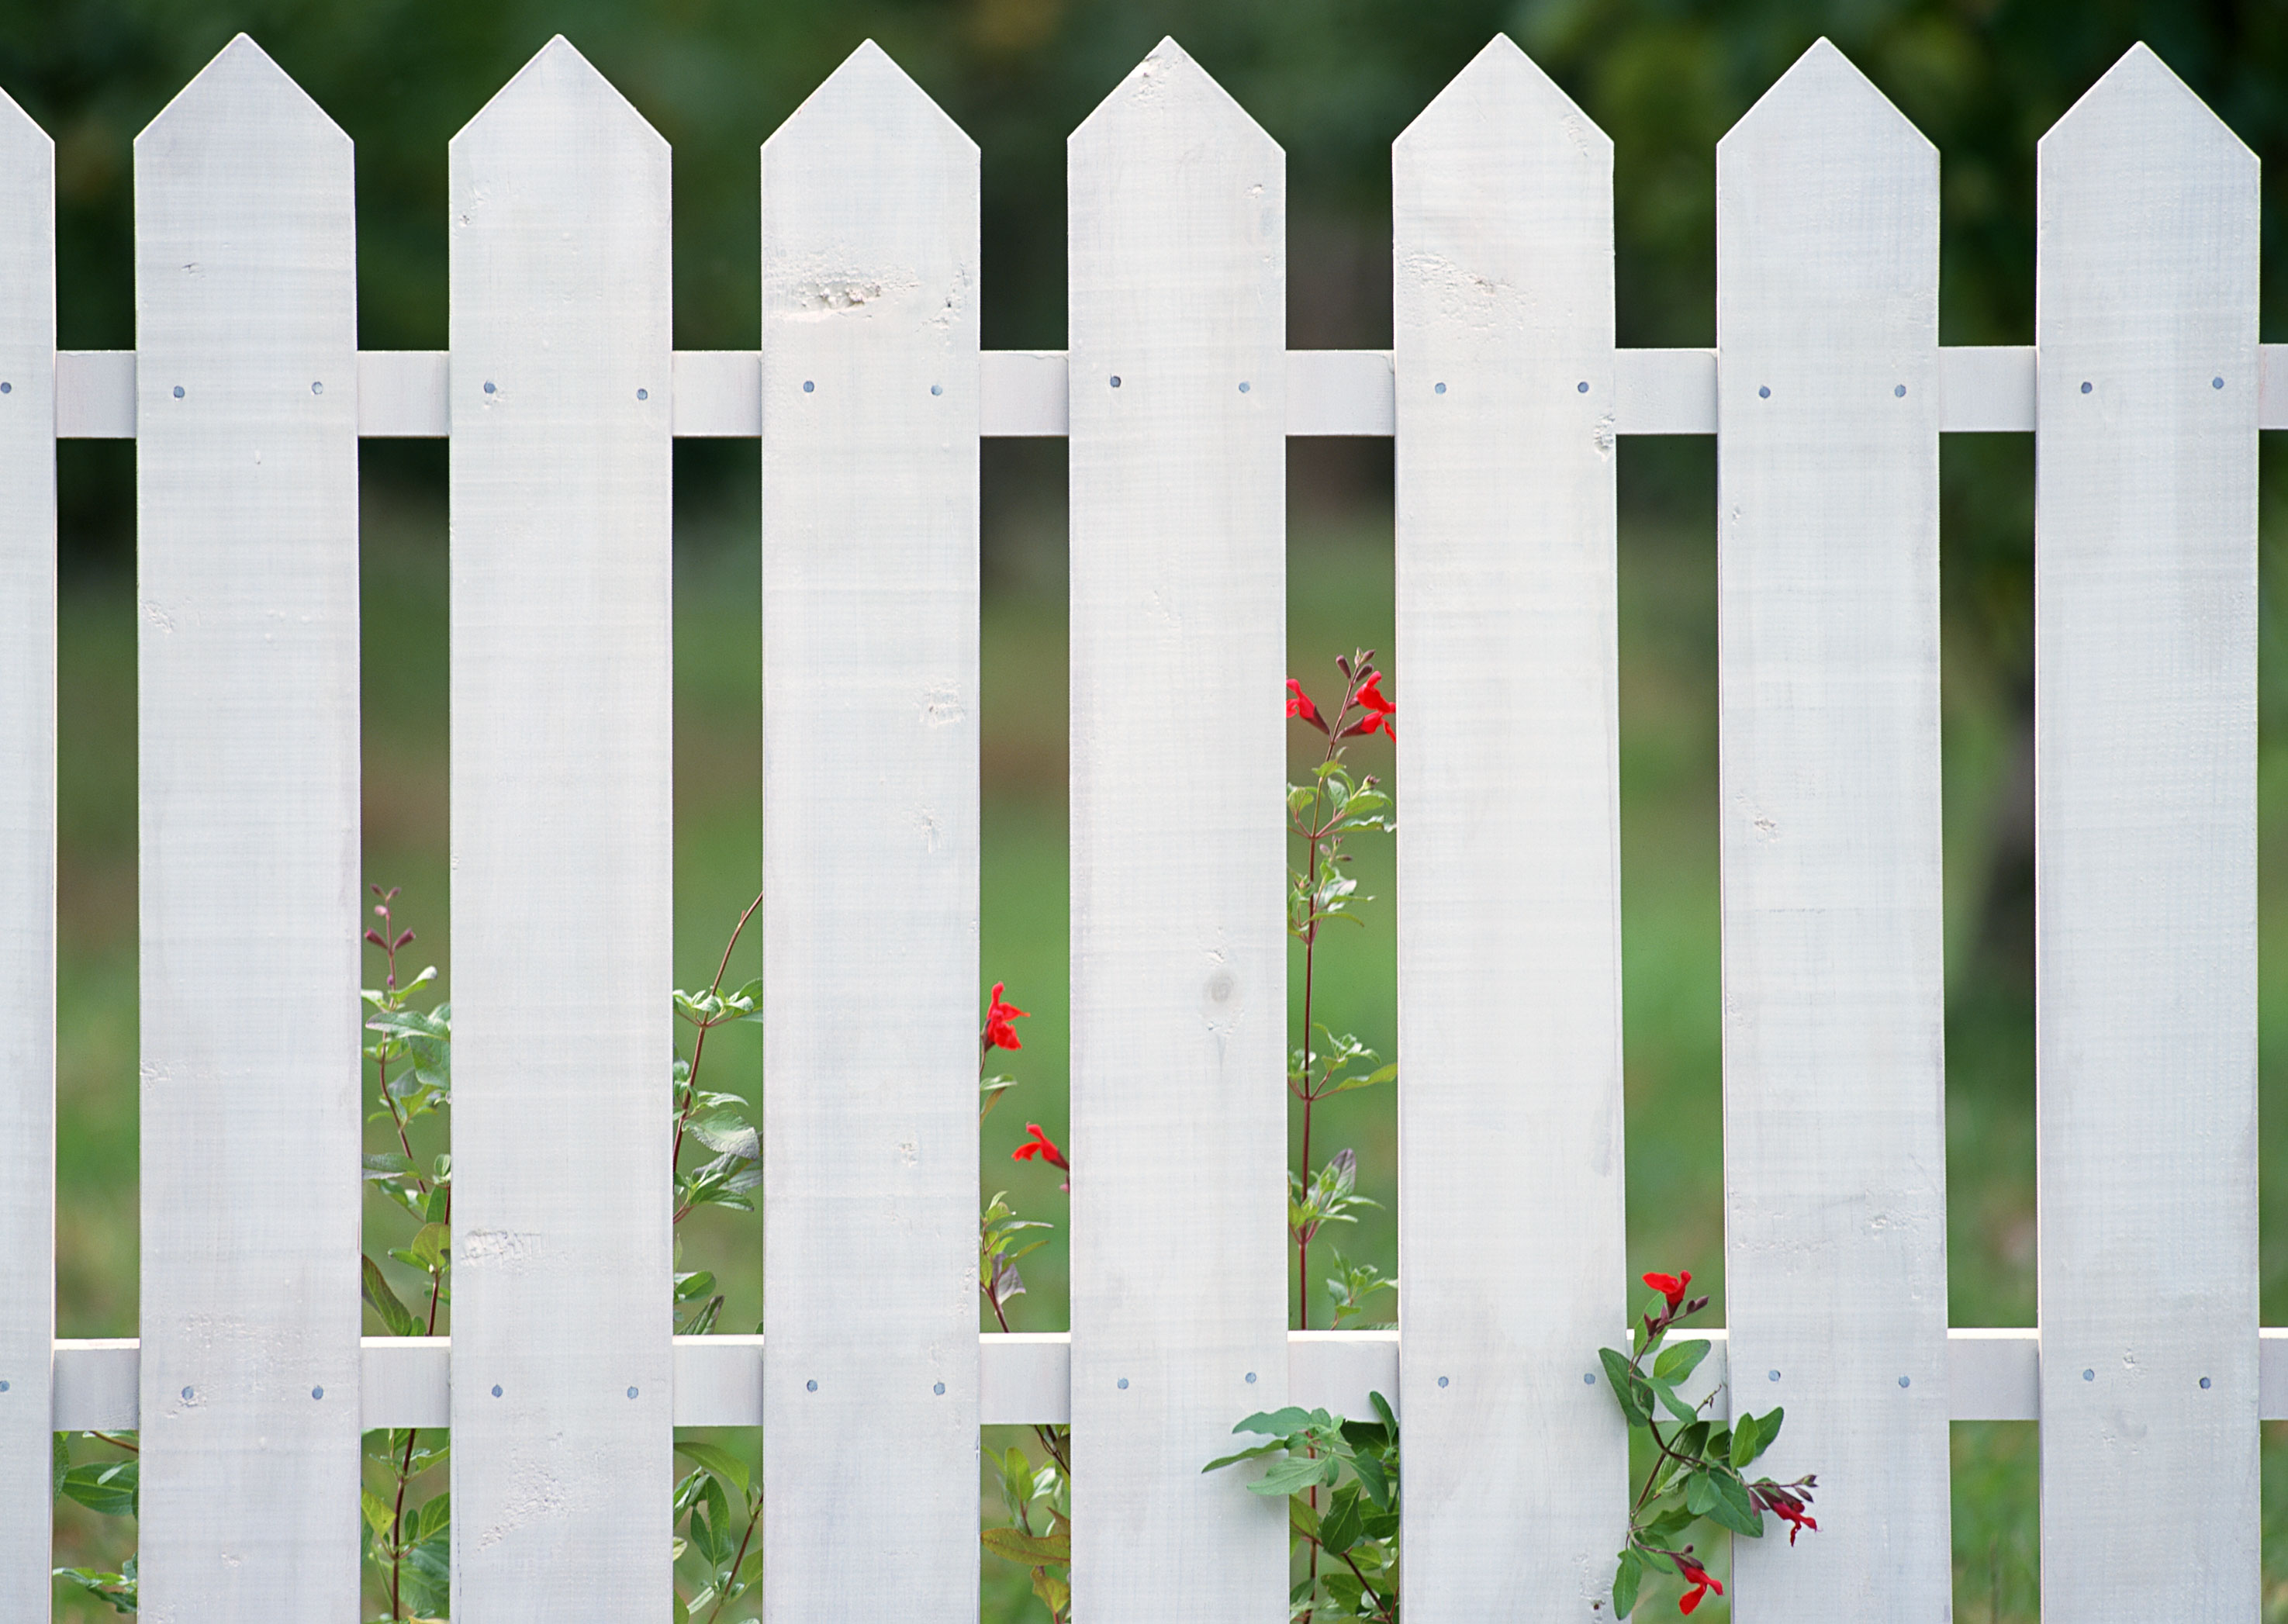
[[14, 0, 2287, 1619]]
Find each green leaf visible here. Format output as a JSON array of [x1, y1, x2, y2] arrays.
[[1201, 1440, 1287, 1474], [690, 1112, 759, 1160], [1649, 1378, 1699, 1424], [1252, 1453, 1338, 1498], [1348, 1448, 1391, 1510], [407, 1222, 450, 1272], [1707, 1468, 1764, 1537], [1612, 1547, 1643, 1619], [981, 1525, 1071, 1567], [362, 1254, 424, 1338], [1739, 1405, 1782, 1465], [1598, 1348, 1646, 1425], [1231, 1406, 1315, 1437], [1730, 1411, 1763, 1470], [1030, 1567, 1072, 1615], [1288, 1495, 1321, 1540], [675, 1440, 751, 1499], [361, 1488, 396, 1539], [1317, 1488, 1363, 1555], [1683, 1469, 1716, 1516], [58, 1460, 137, 1518], [1653, 1338, 1711, 1384], [413, 1491, 450, 1543]]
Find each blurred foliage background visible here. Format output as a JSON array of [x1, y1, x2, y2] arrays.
[[12, 0, 2288, 1618]]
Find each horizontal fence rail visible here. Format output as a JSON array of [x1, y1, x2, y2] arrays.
[[44, 1329, 2288, 1431], [39, 343, 2288, 437]]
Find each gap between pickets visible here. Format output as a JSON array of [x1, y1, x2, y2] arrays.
[[42, 345, 2288, 439], [43, 1326, 2288, 1432]]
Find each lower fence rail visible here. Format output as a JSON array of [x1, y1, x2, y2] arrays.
[[47, 1327, 2288, 1432]]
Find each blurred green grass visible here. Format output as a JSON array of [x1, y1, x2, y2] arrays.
[[47, 453, 2288, 1620]]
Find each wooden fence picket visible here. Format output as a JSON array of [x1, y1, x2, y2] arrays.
[[132, 35, 363, 1615], [1391, 36, 1628, 1620], [1714, 40, 1952, 1618], [0, 83, 50, 1624], [1066, 37, 1291, 1622], [2034, 43, 2261, 1621], [759, 41, 983, 1619], [446, 36, 675, 1614]]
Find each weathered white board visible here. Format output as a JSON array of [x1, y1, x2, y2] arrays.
[[2034, 45, 2260, 1621], [0, 85, 51, 1624], [133, 35, 362, 1616], [1067, 38, 1290, 1622], [1715, 40, 1951, 1618], [1391, 37, 1626, 1619], [447, 37, 674, 1614], [759, 41, 981, 1618]]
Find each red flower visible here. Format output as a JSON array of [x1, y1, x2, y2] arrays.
[[1643, 1270, 1692, 1311], [1286, 678, 1329, 734], [1348, 674, 1395, 739], [1012, 1122, 1068, 1173], [1757, 1486, 1818, 1546], [984, 983, 1029, 1051], [1675, 1553, 1723, 1615]]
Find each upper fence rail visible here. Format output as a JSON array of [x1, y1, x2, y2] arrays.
[[37, 343, 2288, 437]]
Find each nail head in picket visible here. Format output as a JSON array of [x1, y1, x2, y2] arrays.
[[636, 388, 648, 400], [482, 380, 495, 394], [1245, 1371, 1256, 1383], [312, 1386, 323, 1399], [803, 379, 814, 392], [930, 383, 942, 396], [1895, 384, 1906, 397], [1768, 1370, 1781, 1381], [492, 1384, 503, 1397], [2082, 1369, 2095, 1382], [2201, 1377, 2212, 1389], [807, 1379, 817, 1391], [2080, 380, 2093, 394], [1109, 375, 1121, 388], [311, 381, 323, 395], [1584, 1373, 1596, 1385], [0, 1380, 9, 1391], [627, 1386, 638, 1398], [933, 1381, 945, 1394], [172, 384, 185, 398], [2, 381, 12, 392], [1238, 380, 1249, 392], [1433, 381, 1446, 394], [1578, 380, 1589, 392], [181, 1386, 193, 1401], [1438, 1375, 1450, 1388], [1118, 1377, 1128, 1389], [1758, 385, 1771, 399], [1898, 1376, 1910, 1388], [2214, 376, 2225, 389]]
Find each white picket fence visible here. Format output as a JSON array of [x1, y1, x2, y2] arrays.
[[0, 24, 2282, 1622]]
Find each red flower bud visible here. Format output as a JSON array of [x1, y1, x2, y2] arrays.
[[1286, 679, 1329, 734], [983, 982, 1029, 1051], [1642, 1270, 1692, 1311], [1675, 1553, 1723, 1614], [1350, 673, 1395, 739], [1011, 1122, 1069, 1173]]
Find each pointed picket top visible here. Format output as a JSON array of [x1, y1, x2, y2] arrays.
[[134, 33, 345, 155], [766, 38, 973, 161], [0, 78, 51, 160], [1397, 33, 1608, 162], [2040, 41, 2253, 171], [1070, 36, 1278, 163], [451, 33, 664, 160], [1719, 36, 1930, 162]]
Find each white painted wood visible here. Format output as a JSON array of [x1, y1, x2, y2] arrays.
[[355, 348, 446, 435], [53, 1342, 139, 1433], [982, 1334, 1073, 1425], [1941, 344, 2035, 432], [2034, 44, 2260, 1621], [1615, 347, 1716, 434], [1391, 37, 1626, 1620], [759, 40, 981, 1619], [1067, 39, 1288, 1622], [1716, 40, 1951, 1619], [0, 85, 50, 1624], [133, 34, 362, 1618], [447, 37, 674, 1615], [672, 349, 758, 436], [980, 348, 1067, 434], [1284, 348, 1392, 434], [59, 344, 2199, 438]]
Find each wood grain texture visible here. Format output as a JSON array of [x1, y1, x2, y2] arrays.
[[132, 35, 362, 1619], [447, 36, 674, 1615], [759, 41, 981, 1618], [1066, 38, 1289, 1622], [2034, 44, 2260, 1620], [1715, 40, 1951, 1619], [0, 83, 51, 1624], [1391, 36, 1626, 1620]]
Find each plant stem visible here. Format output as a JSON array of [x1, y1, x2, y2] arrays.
[[672, 890, 764, 1181], [1293, 659, 1363, 1332], [704, 1494, 762, 1624]]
